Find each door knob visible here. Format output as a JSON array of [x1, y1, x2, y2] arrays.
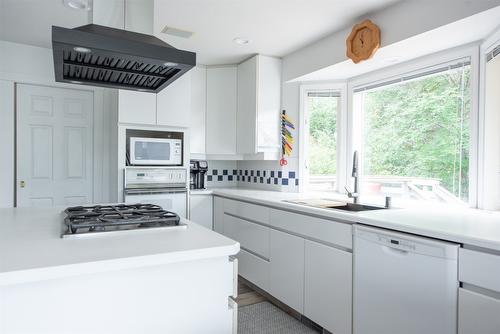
[[20, 180, 26, 188]]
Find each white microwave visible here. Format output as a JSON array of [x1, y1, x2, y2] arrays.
[[129, 137, 182, 166]]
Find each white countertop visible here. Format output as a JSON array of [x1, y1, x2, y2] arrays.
[[212, 188, 500, 251], [189, 189, 214, 195], [0, 207, 239, 286]]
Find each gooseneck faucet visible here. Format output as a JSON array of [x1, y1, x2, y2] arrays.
[[345, 150, 360, 204]]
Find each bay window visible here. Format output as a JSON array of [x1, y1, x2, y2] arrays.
[[352, 59, 472, 206], [301, 50, 478, 208]]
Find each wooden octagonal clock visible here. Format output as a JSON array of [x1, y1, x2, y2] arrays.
[[346, 19, 381, 64]]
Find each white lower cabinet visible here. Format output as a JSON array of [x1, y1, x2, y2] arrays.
[[189, 194, 213, 230], [304, 240, 352, 334], [458, 247, 500, 334], [269, 229, 305, 313], [214, 196, 224, 233], [458, 288, 500, 334], [223, 214, 270, 259], [213, 196, 353, 331], [237, 248, 270, 291]]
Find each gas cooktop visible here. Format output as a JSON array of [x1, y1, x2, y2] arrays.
[[62, 203, 185, 238]]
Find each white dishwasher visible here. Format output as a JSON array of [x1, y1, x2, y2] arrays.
[[353, 225, 458, 334]]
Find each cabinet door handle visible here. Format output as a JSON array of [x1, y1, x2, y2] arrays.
[[228, 296, 238, 334], [20, 181, 26, 188], [229, 256, 238, 298]]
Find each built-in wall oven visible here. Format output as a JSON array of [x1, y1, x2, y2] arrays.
[[123, 167, 187, 218], [126, 129, 183, 166]]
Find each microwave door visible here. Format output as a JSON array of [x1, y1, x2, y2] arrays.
[[129, 137, 182, 166], [137, 141, 170, 162]]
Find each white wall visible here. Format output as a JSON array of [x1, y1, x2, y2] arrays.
[[283, 0, 500, 82], [0, 40, 118, 207]]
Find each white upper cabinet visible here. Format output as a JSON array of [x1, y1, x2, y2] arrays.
[[206, 66, 237, 155], [118, 90, 156, 125], [237, 55, 281, 155], [189, 67, 207, 154], [118, 71, 193, 127], [157, 71, 191, 128]]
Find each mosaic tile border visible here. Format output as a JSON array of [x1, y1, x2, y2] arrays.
[[206, 169, 299, 186]]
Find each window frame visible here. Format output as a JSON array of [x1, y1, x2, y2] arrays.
[[347, 44, 480, 207], [299, 82, 347, 193], [478, 29, 500, 209]]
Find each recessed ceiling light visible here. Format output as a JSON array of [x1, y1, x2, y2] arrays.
[[163, 62, 179, 67], [73, 46, 91, 53], [63, 0, 91, 10], [233, 37, 250, 45], [70, 81, 83, 84], [161, 26, 194, 39]]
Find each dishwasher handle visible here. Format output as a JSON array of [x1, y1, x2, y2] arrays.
[[382, 245, 409, 257]]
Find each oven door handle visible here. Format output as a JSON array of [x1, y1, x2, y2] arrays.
[[124, 188, 188, 195]]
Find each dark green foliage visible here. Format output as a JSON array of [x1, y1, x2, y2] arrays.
[[362, 66, 470, 200], [307, 66, 470, 201], [308, 96, 338, 175]]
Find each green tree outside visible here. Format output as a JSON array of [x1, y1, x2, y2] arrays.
[[307, 65, 470, 201]]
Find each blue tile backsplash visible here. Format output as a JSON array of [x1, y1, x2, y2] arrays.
[[206, 168, 299, 189]]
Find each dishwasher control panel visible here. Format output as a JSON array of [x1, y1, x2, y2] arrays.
[[378, 235, 416, 251], [354, 225, 458, 259]]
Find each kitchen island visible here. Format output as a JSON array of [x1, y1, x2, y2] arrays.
[[0, 206, 239, 334]]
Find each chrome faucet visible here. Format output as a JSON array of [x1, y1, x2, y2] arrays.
[[345, 150, 360, 204]]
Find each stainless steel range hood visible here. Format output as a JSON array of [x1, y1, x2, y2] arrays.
[[52, 24, 196, 93]]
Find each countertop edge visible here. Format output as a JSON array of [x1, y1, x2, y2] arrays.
[[0, 242, 240, 286], [212, 190, 500, 252]]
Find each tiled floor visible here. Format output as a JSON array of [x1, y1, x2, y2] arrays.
[[236, 279, 267, 307], [236, 278, 322, 334]]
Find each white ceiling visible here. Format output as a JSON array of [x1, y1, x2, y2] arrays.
[[0, 0, 403, 65], [0, 0, 90, 49], [152, 0, 403, 65], [0, 0, 402, 65]]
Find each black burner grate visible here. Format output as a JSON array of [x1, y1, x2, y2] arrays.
[[64, 204, 180, 235]]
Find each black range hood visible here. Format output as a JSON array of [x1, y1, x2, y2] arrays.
[[52, 24, 196, 93]]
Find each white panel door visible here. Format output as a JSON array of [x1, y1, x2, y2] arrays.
[[17, 84, 93, 207]]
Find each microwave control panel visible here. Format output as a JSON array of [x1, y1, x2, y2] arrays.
[[125, 168, 187, 188]]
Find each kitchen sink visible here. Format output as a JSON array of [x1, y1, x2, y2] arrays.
[[324, 203, 387, 212], [283, 199, 388, 211]]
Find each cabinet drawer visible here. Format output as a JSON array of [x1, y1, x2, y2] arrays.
[[224, 214, 270, 259], [237, 249, 270, 291], [459, 248, 500, 292], [223, 198, 269, 224], [459, 288, 500, 334], [269, 209, 352, 249]]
